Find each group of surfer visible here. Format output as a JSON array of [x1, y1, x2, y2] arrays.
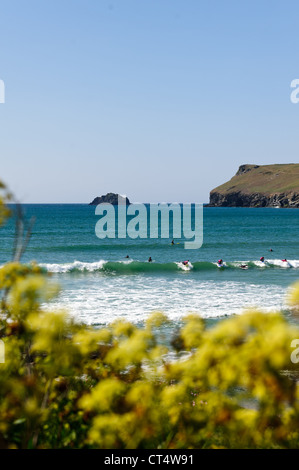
[[181, 256, 290, 270], [125, 245, 288, 268], [218, 256, 289, 270], [127, 255, 153, 262]]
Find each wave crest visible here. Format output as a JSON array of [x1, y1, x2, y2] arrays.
[[39, 259, 299, 274]]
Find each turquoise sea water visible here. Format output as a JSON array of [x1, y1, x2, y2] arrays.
[[1, 205, 299, 325]]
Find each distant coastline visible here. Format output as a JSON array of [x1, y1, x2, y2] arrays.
[[209, 164, 299, 208]]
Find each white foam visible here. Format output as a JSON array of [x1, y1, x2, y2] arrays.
[[253, 260, 268, 268], [251, 259, 299, 268], [44, 277, 286, 326], [40, 260, 107, 273], [176, 261, 193, 271], [269, 259, 293, 268]]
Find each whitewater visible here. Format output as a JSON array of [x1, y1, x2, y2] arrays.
[[1, 205, 298, 325]]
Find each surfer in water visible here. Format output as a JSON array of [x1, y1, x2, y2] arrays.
[[171, 239, 175, 245], [182, 260, 189, 266], [148, 256, 153, 262], [217, 259, 224, 268], [260, 257, 265, 262]]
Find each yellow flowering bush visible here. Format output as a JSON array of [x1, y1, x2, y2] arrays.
[[1, 183, 299, 448]]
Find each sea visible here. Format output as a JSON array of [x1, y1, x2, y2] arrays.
[[1, 204, 299, 328]]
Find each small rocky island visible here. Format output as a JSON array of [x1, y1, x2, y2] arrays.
[[209, 164, 299, 208], [89, 193, 130, 205]]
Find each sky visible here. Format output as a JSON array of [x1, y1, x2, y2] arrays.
[[0, 0, 299, 203]]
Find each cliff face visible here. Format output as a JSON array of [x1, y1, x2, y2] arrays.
[[209, 164, 299, 208], [89, 193, 130, 205], [210, 190, 299, 208]]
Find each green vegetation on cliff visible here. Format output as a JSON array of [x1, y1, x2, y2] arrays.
[[210, 164, 299, 207]]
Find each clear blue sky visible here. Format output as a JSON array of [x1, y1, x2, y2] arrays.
[[0, 0, 299, 203]]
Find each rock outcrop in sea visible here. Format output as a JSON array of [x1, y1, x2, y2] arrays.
[[209, 164, 299, 208], [89, 193, 130, 205]]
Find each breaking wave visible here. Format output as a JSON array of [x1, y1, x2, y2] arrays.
[[39, 259, 299, 274]]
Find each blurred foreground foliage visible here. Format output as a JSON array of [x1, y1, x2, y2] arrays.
[[1, 185, 299, 448]]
